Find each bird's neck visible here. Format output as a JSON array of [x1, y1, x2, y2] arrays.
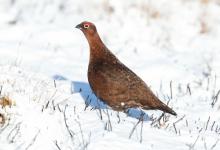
[[87, 33, 108, 62]]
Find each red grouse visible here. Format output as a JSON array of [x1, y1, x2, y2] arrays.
[[76, 21, 177, 116]]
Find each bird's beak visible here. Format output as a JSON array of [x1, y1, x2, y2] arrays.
[[75, 23, 82, 30]]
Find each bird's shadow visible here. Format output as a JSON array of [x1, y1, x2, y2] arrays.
[[53, 74, 151, 121]]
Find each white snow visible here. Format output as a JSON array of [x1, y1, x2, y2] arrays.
[[0, 0, 220, 149]]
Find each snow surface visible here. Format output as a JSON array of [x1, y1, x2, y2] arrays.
[[0, 0, 220, 149]]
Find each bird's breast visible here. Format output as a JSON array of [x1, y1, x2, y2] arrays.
[[88, 62, 108, 96]]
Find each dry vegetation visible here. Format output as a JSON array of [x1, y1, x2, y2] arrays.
[[0, 96, 15, 108]]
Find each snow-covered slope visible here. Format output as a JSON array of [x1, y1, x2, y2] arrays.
[[0, 0, 220, 149]]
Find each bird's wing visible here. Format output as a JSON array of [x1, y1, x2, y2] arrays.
[[88, 60, 159, 108]]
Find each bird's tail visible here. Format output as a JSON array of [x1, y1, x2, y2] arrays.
[[157, 103, 177, 116]]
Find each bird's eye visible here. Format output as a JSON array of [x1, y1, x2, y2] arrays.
[[84, 24, 90, 29]]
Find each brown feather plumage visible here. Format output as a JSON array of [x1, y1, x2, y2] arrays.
[[76, 21, 177, 116]]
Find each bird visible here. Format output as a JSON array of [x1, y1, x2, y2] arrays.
[[75, 21, 177, 116]]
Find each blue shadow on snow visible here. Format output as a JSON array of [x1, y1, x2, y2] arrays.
[[53, 74, 151, 121]]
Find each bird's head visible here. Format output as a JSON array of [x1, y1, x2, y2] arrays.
[[75, 21, 105, 49], [75, 21, 97, 37]]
